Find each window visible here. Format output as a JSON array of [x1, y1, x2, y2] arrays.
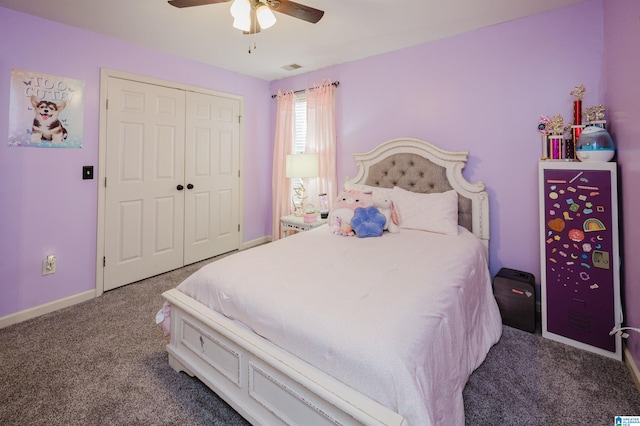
[[274, 83, 335, 233], [291, 94, 307, 192], [293, 94, 307, 154]]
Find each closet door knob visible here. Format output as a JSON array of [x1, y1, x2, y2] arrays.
[[177, 185, 184, 191], [187, 184, 194, 190]]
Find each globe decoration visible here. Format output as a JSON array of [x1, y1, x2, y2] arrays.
[[575, 126, 615, 162]]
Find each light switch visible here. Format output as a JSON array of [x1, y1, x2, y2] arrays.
[[83, 165, 94, 180]]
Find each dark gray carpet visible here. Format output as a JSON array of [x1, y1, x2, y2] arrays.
[[1, 255, 639, 425], [464, 325, 640, 425]]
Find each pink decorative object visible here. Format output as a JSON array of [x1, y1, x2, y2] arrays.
[[327, 189, 374, 236], [303, 213, 318, 223], [538, 115, 550, 134]]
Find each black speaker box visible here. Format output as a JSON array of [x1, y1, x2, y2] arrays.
[[493, 268, 536, 333]]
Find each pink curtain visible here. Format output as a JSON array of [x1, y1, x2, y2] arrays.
[[272, 91, 296, 240], [305, 80, 337, 213]]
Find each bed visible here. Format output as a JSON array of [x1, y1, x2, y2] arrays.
[[161, 137, 502, 426]]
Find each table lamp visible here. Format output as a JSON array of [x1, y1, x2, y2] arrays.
[[286, 154, 319, 217]]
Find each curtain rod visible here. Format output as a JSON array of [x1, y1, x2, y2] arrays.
[[270, 81, 340, 98]]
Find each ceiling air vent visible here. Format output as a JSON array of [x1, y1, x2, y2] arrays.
[[282, 63, 303, 71]]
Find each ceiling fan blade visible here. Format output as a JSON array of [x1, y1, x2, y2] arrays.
[[168, 0, 230, 8], [269, 0, 324, 24]]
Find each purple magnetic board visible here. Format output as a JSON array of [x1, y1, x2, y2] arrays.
[[542, 167, 615, 352]]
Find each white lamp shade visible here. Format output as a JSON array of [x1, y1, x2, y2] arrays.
[[286, 154, 319, 178], [256, 4, 276, 29]]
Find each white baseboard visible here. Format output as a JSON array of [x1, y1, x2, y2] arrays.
[[0, 290, 95, 329], [241, 235, 271, 250], [625, 347, 640, 394], [0, 236, 272, 330]]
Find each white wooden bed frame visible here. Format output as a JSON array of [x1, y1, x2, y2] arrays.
[[162, 137, 490, 425]]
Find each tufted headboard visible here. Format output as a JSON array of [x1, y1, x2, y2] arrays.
[[345, 137, 490, 253]]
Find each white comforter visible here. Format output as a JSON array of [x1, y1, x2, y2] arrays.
[[175, 226, 502, 425]]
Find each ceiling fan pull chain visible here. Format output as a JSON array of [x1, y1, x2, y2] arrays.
[[248, 4, 257, 54]]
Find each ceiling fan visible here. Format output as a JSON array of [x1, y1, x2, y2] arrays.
[[168, 0, 324, 34]]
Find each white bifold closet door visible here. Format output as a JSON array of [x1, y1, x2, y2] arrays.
[[103, 78, 240, 291], [183, 91, 240, 265]]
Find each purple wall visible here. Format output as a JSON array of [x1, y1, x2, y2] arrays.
[[271, 1, 604, 279], [0, 7, 272, 318], [603, 0, 640, 369]]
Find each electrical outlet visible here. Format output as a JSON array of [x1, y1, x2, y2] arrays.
[[42, 254, 56, 276]]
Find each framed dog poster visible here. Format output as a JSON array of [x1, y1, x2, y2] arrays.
[[8, 68, 85, 148]]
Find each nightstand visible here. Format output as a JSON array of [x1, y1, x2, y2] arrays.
[[280, 214, 328, 239]]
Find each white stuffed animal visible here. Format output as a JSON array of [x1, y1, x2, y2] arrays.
[[329, 209, 355, 236], [373, 191, 399, 233]]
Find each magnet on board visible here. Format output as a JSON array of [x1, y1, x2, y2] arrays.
[[592, 250, 610, 269], [568, 228, 584, 242], [578, 185, 599, 191], [583, 218, 606, 231]]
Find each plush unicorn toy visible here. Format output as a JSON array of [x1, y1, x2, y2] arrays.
[[372, 191, 399, 233]]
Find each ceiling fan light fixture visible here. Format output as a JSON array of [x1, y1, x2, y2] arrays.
[[256, 3, 276, 29], [230, 0, 250, 18], [233, 14, 251, 32]]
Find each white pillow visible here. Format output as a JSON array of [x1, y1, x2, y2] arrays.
[[390, 186, 459, 235], [343, 180, 392, 197]]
